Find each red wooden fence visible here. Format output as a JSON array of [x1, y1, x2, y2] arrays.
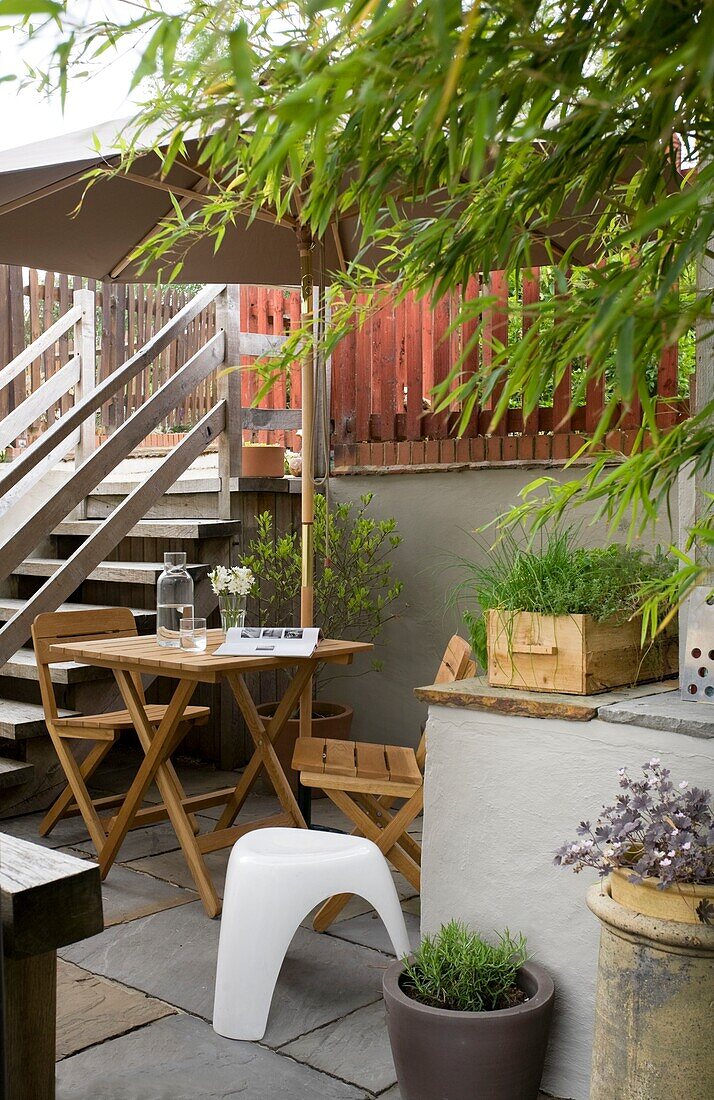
[[0, 267, 687, 465]]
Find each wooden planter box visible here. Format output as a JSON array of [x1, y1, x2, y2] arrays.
[[487, 609, 678, 695]]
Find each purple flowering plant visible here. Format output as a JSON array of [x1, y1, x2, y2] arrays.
[[554, 760, 714, 889]]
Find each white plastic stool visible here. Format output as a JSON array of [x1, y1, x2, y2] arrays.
[[213, 827, 411, 1041]]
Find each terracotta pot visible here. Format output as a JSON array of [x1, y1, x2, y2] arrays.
[[587, 882, 714, 1100], [241, 445, 285, 478], [255, 700, 353, 794], [609, 867, 714, 925], [383, 958, 554, 1100]]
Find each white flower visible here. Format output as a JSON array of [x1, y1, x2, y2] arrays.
[[649, 757, 661, 767], [679, 780, 688, 789], [660, 858, 672, 867], [227, 566, 254, 596], [682, 841, 692, 850], [209, 565, 232, 595]]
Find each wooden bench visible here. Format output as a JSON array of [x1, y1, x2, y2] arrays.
[[1, 835, 103, 1099]]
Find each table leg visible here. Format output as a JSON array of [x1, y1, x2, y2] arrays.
[[299, 677, 313, 827], [106, 672, 222, 918], [215, 665, 314, 833]]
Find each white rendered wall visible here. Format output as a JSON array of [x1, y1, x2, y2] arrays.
[[420, 704, 714, 1100]]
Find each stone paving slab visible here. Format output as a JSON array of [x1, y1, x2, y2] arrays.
[[60, 851, 198, 926], [281, 999, 396, 1093], [328, 909, 420, 957], [56, 1012, 365, 1100], [61, 900, 389, 1047], [0, 811, 98, 850], [380, 1087, 553, 1099], [57, 960, 176, 1059], [125, 846, 232, 894]]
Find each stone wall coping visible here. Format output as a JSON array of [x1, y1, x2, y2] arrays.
[[414, 676, 693, 728]]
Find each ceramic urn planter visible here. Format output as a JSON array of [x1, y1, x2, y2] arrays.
[[383, 958, 554, 1100], [241, 444, 285, 478], [587, 882, 714, 1100], [609, 867, 714, 924]]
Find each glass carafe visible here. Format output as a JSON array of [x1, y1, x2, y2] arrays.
[[156, 552, 194, 648]]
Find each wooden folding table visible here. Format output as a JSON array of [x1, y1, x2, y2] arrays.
[[49, 631, 372, 917]]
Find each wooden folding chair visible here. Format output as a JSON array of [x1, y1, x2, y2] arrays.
[[32, 608, 210, 865], [293, 634, 475, 931]]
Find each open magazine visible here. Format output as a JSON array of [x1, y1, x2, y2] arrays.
[[213, 626, 321, 658]]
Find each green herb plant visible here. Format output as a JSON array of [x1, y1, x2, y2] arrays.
[[401, 921, 528, 1013], [240, 492, 403, 684], [452, 528, 675, 669]]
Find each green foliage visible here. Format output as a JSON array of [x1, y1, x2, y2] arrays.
[[453, 529, 675, 669], [240, 491, 403, 651], [6, 0, 713, 615], [402, 921, 528, 1013]]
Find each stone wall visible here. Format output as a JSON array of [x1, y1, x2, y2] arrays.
[[327, 465, 677, 745], [419, 704, 714, 1099]]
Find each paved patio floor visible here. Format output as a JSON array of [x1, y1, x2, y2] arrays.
[[3, 756, 554, 1099]]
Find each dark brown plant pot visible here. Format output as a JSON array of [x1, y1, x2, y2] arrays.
[[241, 445, 285, 478], [383, 958, 554, 1100], [255, 700, 353, 795]]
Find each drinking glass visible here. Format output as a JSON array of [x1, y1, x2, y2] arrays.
[[179, 617, 207, 653]]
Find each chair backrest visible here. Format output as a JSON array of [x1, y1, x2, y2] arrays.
[[434, 635, 476, 684], [32, 608, 139, 727], [415, 636, 475, 769]]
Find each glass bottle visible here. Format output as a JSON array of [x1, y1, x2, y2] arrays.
[[156, 552, 194, 648]]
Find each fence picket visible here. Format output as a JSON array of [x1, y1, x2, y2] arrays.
[[0, 267, 688, 460]]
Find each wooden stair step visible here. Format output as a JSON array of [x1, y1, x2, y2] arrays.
[[53, 518, 241, 540], [13, 559, 209, 585], [0, 699, 77, 742], [0, 599, 155, 628], [0, 648, 113, 685], [0, 757, 34, 791]]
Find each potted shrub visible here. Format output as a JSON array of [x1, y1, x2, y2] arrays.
[[455, 529, 678, 694], [555, 761, 714, 1100], [241, 441, 285, 478], [240, 492, 403, 787], [554, 758, 714, 922], [383, 921, 554, 1100]]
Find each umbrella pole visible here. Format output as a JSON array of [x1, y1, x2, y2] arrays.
[[298, 226, 315, 826], [298, 225, 315, 631]]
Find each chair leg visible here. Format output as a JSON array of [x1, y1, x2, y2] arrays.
[[40, 736, 116, 837], [45, 733, 109, 855], [312, 788, 422, 931]]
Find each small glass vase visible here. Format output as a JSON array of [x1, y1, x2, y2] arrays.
[[219, 595, 247, 632]]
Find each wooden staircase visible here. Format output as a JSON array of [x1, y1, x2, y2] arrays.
[[0, 282, 305, 817], [0, 517, 244, 816]]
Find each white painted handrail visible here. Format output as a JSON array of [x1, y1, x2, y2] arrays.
[[0, 355, 80, 454], [0, 304, 82, 393]]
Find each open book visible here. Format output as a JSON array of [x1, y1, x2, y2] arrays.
[[213, 626, 321, 658]]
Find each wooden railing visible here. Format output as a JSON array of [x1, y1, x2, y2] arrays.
[[1, 270, 689, 470], [0, 267, 217, 438], [0, 284, 230, 668], [0, 283, 300, 668]]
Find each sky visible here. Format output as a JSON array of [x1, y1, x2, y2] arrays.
[[0, 3, 143, 153]]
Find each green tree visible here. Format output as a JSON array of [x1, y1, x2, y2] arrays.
[[6, 0, 713, 627]]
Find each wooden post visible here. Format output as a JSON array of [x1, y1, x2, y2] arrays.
[[298, 228, 315, 762], [73, 287, 96, 519], [1, 837, 103, 1100], [313, 286, 332, 479], [678, 226, 714, 674], [217, 285, 243, 520]]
